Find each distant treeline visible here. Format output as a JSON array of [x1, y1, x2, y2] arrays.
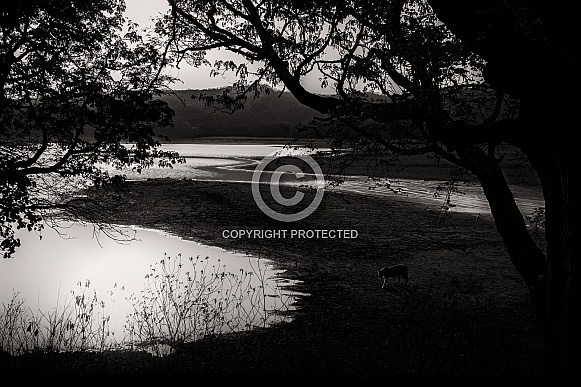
[[157, 88, 323, 139]]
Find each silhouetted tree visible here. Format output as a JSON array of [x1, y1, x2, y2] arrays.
[[0, 0, 182, 258], [162, 0, 578, 375], [427, 0, 579, 376]]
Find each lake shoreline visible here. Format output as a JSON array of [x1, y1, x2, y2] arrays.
[[2, 177, 547, 380]]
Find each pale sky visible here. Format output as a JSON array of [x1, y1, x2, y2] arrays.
[[125, 0, 228, 90], [124, 0, 326, 92]]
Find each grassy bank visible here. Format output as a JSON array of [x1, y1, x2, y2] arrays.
[[1, 177, 546, 380]]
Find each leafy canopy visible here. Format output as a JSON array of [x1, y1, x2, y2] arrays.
[[0, 0, 182, 258], [162, 0, 516, 161]]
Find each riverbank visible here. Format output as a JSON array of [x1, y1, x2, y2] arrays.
[[1, 177, 546, 381]]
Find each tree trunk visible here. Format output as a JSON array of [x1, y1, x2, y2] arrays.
[[527, 97, 579, 376], [457, 117, 580, 376], [543, 160, 576, 375], [456, 145, 548, 323]]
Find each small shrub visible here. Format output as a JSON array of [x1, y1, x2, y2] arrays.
[[123, 253, 291, 356], [0, 280, 114, 355]]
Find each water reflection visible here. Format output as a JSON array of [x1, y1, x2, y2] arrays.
[[0, 223, 299, 353]]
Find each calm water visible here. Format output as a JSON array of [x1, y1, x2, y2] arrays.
[[100, 143, 293, 181], [0, 222, 299, 348], [160, 143, 287, 158]]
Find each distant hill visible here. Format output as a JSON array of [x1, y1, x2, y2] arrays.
[[157, 88, 323, 139]]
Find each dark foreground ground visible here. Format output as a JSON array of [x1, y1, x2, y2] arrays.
[[0, 174, 547, 382]]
